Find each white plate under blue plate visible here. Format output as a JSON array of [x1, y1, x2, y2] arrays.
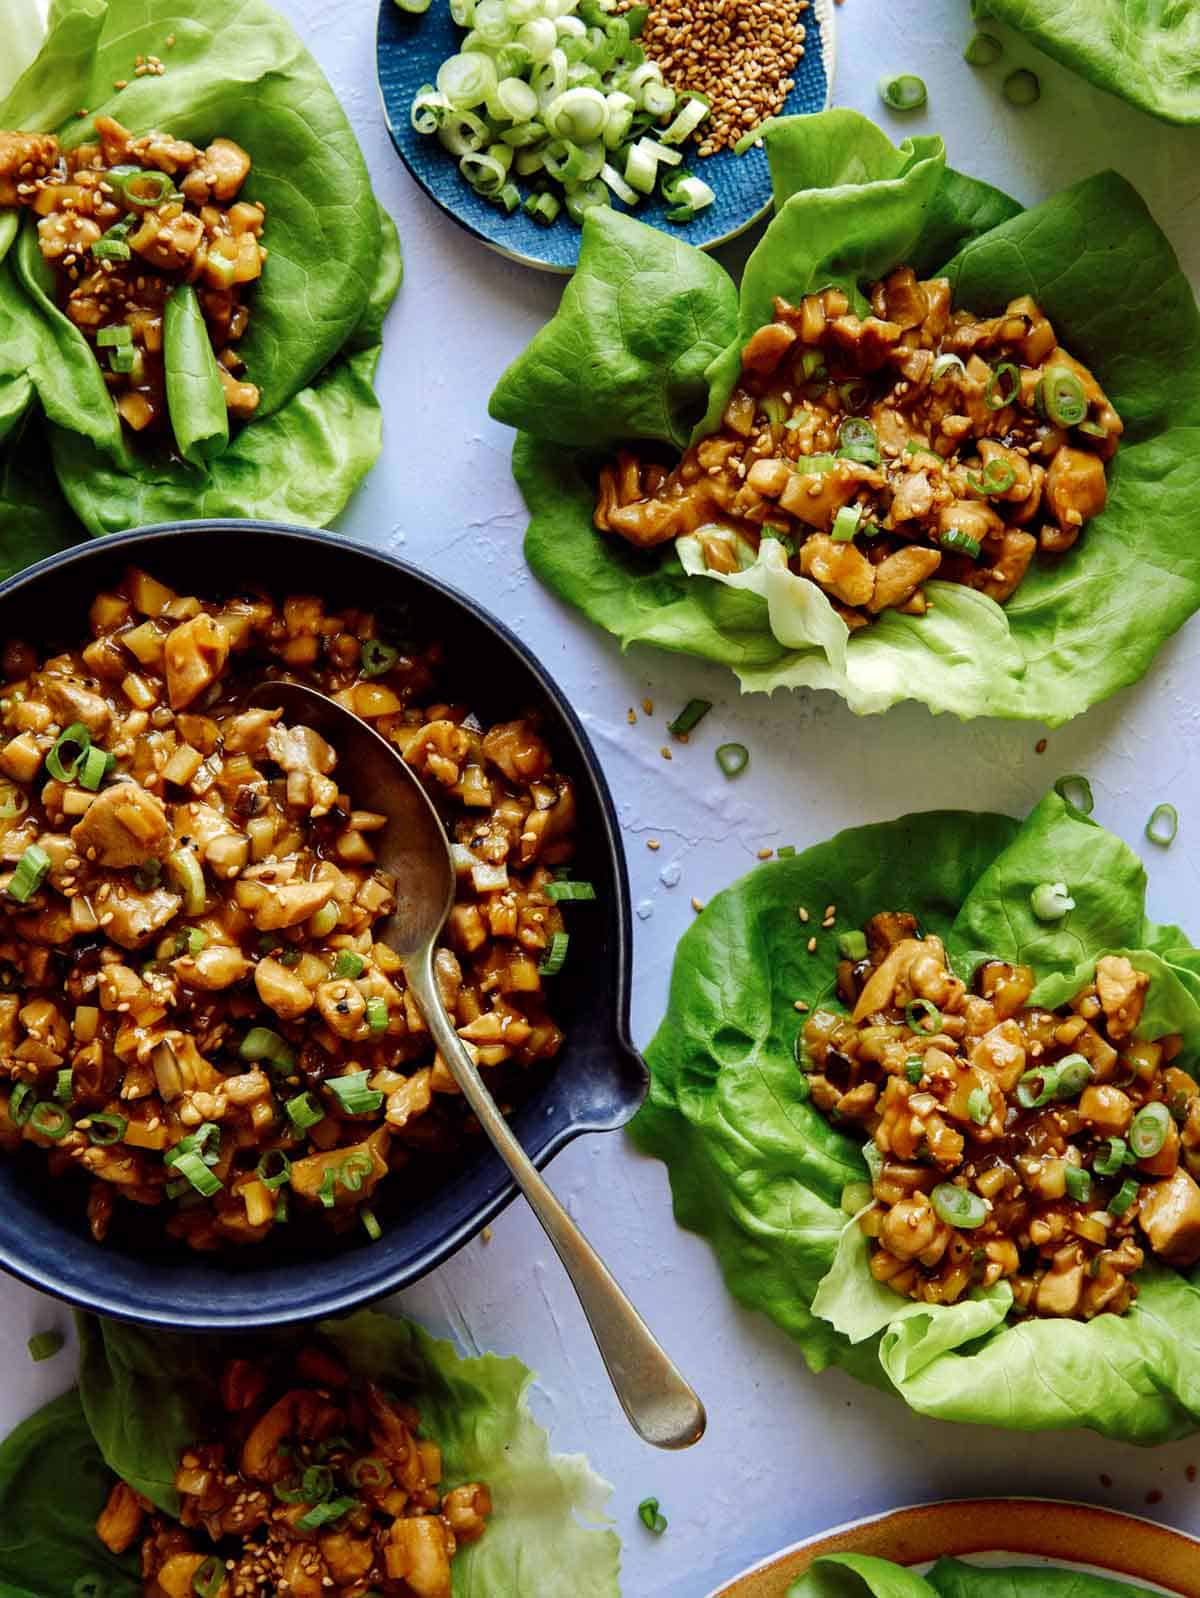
[[375, 0, 834, 272]]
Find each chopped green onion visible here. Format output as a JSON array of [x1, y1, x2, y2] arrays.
[[963, 31, 1002, 66], [360, 638, 399, 677], [172, 1150, 222, 1197], [411, 84, 449, 134], [1030, 881, 1074, 922], [297, 1497, 357, 1532], [1055, 1054, 1092, 1099], [8, 843, 50, 903], [91, 237, 131, 261], [274, 1189, 290, 1223], [931, 1182, 987, 1228], [905, 999, 942, 1034], [600, 160, 638, 205], [394, 0, 434, 12], [349, 1455, 390, 1488], [660, 94, 710, 145], [545, 879, 596, 901], [10, 1082, 34, 1125], [108, 346, 135, 374], [1017, 1065, 1061, 1109], [1146, 803, 1178, 847], [53, 1068, 73, 1104], [366, 996, 389, 1032], [240, 1026, 296, 1074], [878, 73, 927, 111], [256, 1149, 292, 1191], [1036, 366, 1087, 428], [87, 1112, 127, 1146], [134, 858, 162, 891], [1054, 773, 1094, 816], [166, 1122, 221, 1168], [1094, 1136, 1130, 1177], [1130, 1101, 1171, 1159], [27, 1329, 64, 1362], [831, 505, 862, 543], [837, 930, 867, 961], [192, 1556, 224, 1598], [539, 931, 570, 975], [1064, 1165, 1092, 1203], [46, 722, 91, 782], [968, 458, 1016, 497], [1003, 67, 1040, 106], [715, 743, 749, 778], [110, 167, 177, 207], [638, 1496, 668, 1534], [1108, 1177, 1140, 1217], [334, 950, 365, 978], [667, 698, 712, 737], [838, 379, 871, 413], [985, 361, 1021, 411], [967, 1086, 992, 1126], [338, 1151, 374, 1194], [931, 353, 965, 381], [777, 845, 796, 858], [360, 1204, 383, 1242], [905, 1057, 924, 1085], [328, 1071, 384, 1114], [939, 527, 981, 558], [77, 745, 114, 790], [29, 1101, 70, 1140], [175, 927, 207, 957], [838, 417, 880, 467], [286, 1092, 325, 1133], [165, 847, 206, 915]]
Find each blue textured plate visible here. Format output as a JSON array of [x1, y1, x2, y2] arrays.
[[376, 0, 834, 272]]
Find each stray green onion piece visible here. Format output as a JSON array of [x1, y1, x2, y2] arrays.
[[327, 1071, 384, 1115], [878, 72, 927, 112], [1130, 1101, 1171, 1159], [240, 1026, 296, 1074], [10, 1082, 33, 1125], [27, 1329, 64, 1362], [1003, 67, 1041, 106], [1036, 366, 1087, 428], [334, 950, 365, 978], [831, 504, 862, 543], [1064, 1165, 1092, 1204], [905, 1056, 923, 1084], [1094, 1136, 1130, 1177], [715, 742, 749, 779], [172, 1150, 222, 1197], [837, 930, 868, 961], [1054, 773, 1094, 816], [544, 879, 596, 902], [393, 0, 433, 11], [366, 996, 389, 1032], [963, 31, 1002, 66], [1146, 803, 1179, 847], [984, 361, 1021, 411], [29, 1101, 71, 1140], [1030, 881, 1075, 922], [256, 1149, 292, 1191], [638, 1496, 668, 1534], [539, 930, 570, 975], [1054, 1054, 1092, 1100], [667, 698, 712, 738], [1017, 1065, 1060, 1109], [939, 527, 982, 559], [286, 1092, 325, 1133], [967, 1086, 992, 1126], [360, 638, 400, 677], [192, 1556, 224, 1598], [72, 1578, 105, 1598], [361, 1204, 383, 1242], [905, 998, 941, 1034], [7, 843, 50, 903], [46, 721, 91, 782], [1108, 1177, 1140, 1217], [77, 744, 114, 790], [931, 1182, 988, 1228], [87, 1112, 128, 1146]]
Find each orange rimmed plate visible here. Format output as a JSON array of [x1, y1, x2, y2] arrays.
[[709, 1498, 1200, 1598]]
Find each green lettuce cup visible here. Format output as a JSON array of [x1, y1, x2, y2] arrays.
[[631, 790, 1200, 1443], [0, 0, 401, 571], [490, 110, 1200, 726], [0, 1311, 621, 1598], [790, 1553, 1162, 1598]]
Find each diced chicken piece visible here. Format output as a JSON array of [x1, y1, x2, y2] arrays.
[[36, 211, 101, 260], [163, 614, 230, 710], [221, 707, 280, 755], [385, 1515, 453, 1598], [175, 945, 251, 990], [853, 938, 922, 1022], [252, 879, 336, 931], [387, 1068, 433, 1130], [130, 208, 206, 271], [827, 314, 902, 372], [481, 720, 551, 784], [1095, 954, 1149, 1041], [1045, 446, 1107, 533], [201, 137, 252, 202], [0, 130, 58, 205], [741, 320, 797, 375], [867, 545, 942, 613], [103, 885, 182, 950], [128, 129, 198, 174], [889, 469, 934, 524], [266, 722, 337, 776], [1034, 1257, 1085, 1317], [973, 529, 1036, 605], [254, 956, 313, 1019], [316, 980, 369, 1041], [879, 1196, 950, 1263], [95, 1481, 146, 1555], [799, 535, 875, 609], [877, 266, 928, 331], [745, 458, 791, 498], [217, 365, 261, 420], [779, 461, 884, 530], [290, 1129, 390, 1206], [1078, 1084, 1133, 1135], [71, 781, 170, 868], [42, 677, 111, 737], [1139, 1167, 1200, 1268], [0, 731, 44, 783]]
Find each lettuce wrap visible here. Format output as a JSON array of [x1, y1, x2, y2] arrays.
[[0, 0, 401, 573], [630, 790, 1200, 1443], [789, 1553, 1159, 1598], [971, 0, 1200, 125], [490, 111, 1200, 725], [0, 1311, 621, 1598]]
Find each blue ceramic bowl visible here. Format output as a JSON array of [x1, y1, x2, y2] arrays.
[[0, 523, 644, 1328], [376, 0, 833, 272]]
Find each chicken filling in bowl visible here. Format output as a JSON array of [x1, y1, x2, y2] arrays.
[[0, 568, 581, 1250], [95, 1343, 490, 1598], [595, 270, 1122, 625], [0, 117, 265, 433], [802, 916, 1200, 1319]]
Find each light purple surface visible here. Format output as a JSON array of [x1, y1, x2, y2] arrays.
[[7, 2, 1200, 1594]]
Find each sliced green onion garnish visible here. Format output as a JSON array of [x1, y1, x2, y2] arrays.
[[297, 1496, 357, 1532], [334, 950, 365, 978], [29, 1101, 70, 1140], [360, 638, 400, 677], [175, 927, 207, 957], [905, 1057, 924, 1085], [134, 858, 162, 891], [939, 527, 981, 558], [91, 237, 131, 261], [660, 94, 710, 145], [77, 744, 114, 790], [963, 31, 1002, 65], [172, 1150, 222, 1197], [539, 930, 570, 975], [10, 1082, 34, 1125], [87, 1112, 127, 1146], [256, 1149, 292, 1191], [968, 458, 1016, 497], [905, 999, 941, 1034], [1130, 1101, 1171, 1159], [166, 1121, 221, 1168], [1146, 803, 1178, 846], [878, 73, 927, 111], [1055, 1054, 1092, 1099], [1016, 1065, 1060, 1109], [366, 996, 389, 1032], [667, 698, 712, 737], [931, 353, 965, 381], [1030, 881, 1074, 921], [1109, 1177, 1140, 1217], [1064, 1165, 1092, 1203], [967, 1086, 992, 1125], [191, 1556, 224, 1598], [27, 1329, 64, 1362], [838, 379, 871, 413], [411, 83, 449, 134], [1036, 366, 1087, 428], [46, 722, 91, 782], [716, 743, 749, 778], [360, 1204, 383, 1242], [544, 879, 596, 901], [338, 1150, 374, 1194], [985, 361, 1021, 411], [777, 845, 796, 858], [110, 167, 177, 207], [51, 1069, 73, 1105], [1094, 1136, 1131, 1176], [328, 1071, 384, 1114], [240, 1026, 296, 1073], [837, 416, 880, 467], [524, 190, 561, 225], [108, 346, 135, 374], [8, 843, 50, 903], [394, 0, 434, 12], [638, 1496, 668, 1534], [931, 1182, 987, 1228], [274, 1188, 290, 1223], [1054, 773, 1094, 816], [836, 930, 867, 961], [286, 1092, 325, 1133], [349, 1455, 390, 1489], [1003, 67, 1040, 106], [165, 847, 206, 915], [831, 505, 862, 543]]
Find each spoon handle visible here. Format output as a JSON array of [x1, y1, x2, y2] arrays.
[[405, 951, 706, 1451]]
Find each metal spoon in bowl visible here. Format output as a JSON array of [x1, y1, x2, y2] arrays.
[[249, 681, 706, 1451]]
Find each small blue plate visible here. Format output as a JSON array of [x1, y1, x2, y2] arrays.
[[376, 0, 833, 273]]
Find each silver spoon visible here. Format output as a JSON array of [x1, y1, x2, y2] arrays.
[[249, 680, 706, 1451]]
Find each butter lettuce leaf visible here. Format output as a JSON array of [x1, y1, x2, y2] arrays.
[[785, 1553, 1156, 1598], [494, 109, 1200, 725], [631, 795, 1200, 1441]]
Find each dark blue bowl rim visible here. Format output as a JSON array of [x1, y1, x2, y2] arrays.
[[0, 521, 644, 1327]]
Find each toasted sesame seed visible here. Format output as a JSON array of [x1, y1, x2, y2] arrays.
[[660, 746, 672, 760], [642, 697, 654, 714], [757, 847, 772, 860], [807, 936, 817, 953], [627, 707, 637, 724], [647, 839, 661, 850], [793, 1000, 809, 1012], [691, 896, 704, 912], [798, 906, 809, 923]]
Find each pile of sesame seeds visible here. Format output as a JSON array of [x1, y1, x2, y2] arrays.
[[623, 0, 810, 155]]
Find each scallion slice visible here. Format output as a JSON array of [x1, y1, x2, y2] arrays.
[[53, 1068, 73, 1104], [963, 31, 1002, 65], [411, 83, 449, 133], [240, 1026, 296, 1074], [87, 1112, 127, 1146], [1054, 773, 1094, 816], [328, 1071, 384, 1114], [940, 527, 982, 559], [1130, 1101, 1171, 1159], [984, 361, 1021, 411], [286, 1091, 325, 1133], [968, 458, 1016, 497], [836, 930, 867, 961], [967, 1086, 992, 1125], [1055, 1054, 1091, 1099], [256, 1149, 292, 1191], [1146, 803, 1178, 846], [1036, 366, 1087, 428], [8, 843, 50, 903], [715, 742, 749, 778], [544, 879, 596, 901], [29, 1101, 70, 1140], [10, 1082, 34, 1125], [878, 72, 927, 111], [660, 93, 710, 145], [27, 1329, 64, 1362], [46, 722, 91, 782], [931, 1182, 987, 1228], [334, 950, 365, 978], [191, 1556, 224, 1598], [77, 744, 114, 790], [360, 638, 400, 677], [1108, 1176, 1140, 1217], [297, 1496, 357, 1532], [1017, 1065, 1060, 1109], [366, 996, 389, 1032], [539, 930, 570, 975], [1094, 1136, 1130, 1176], [361, 1204, 383, 1242], [831, 505, 862, 543], [1003, 67, 1040, 106], [837, 416, 880, 467], [638, 1496, 668, 1534], [905, 998, 941, 1034], [931, 353, 965, 381], [1064, 1165, 1092, 1203], [172, 1150, 222, 1197], [667, 698, 712, 737], [905, 1056, 923, 1084]]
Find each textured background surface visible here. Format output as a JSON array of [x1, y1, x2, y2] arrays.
[[7, 2, 1200, 1595]]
